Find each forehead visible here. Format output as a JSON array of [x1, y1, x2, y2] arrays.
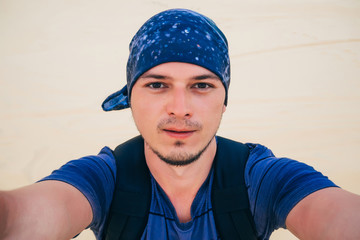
[[139, 62, 221, 79]]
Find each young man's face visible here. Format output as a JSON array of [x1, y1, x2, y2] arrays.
[[131, 62, 226, 166]]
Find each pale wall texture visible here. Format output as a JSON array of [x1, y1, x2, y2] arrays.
[[1, 0, 360, 239]]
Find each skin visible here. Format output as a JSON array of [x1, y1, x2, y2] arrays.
[[130, 62, 226, 222], [286, 187, 360, 240], [131, 62, 226, 167], [0, 180, 92, 239], [0, 62, 360, 239]]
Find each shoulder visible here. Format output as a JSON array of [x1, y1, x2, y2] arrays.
[[41, 146, 116, 182], [40, 146, 117, 232], [243, 143, 337, 238], [244, 142, 337, 199], [244, 143, 321, 181]]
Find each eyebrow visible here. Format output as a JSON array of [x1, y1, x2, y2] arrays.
[[193, 74, 220, 80], [140, 74, 168, 80], [139, 73, 220, 81]]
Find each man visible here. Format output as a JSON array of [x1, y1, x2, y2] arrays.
[[1, 8, 360, 240]]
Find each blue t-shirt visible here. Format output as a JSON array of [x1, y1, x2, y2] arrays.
[[40, 141, 337, 240]]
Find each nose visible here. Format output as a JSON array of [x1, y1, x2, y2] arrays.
[[166, 87, 192, 118]]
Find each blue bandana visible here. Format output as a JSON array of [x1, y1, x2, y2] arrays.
[[102, 9, 230, 111]]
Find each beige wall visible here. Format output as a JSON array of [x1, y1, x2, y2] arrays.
[[1, 0, 360, 239]]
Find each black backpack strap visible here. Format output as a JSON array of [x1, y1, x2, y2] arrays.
[[104, 135, 151, 240], [104, 135, 257, 239], [212, 136, 258, 240]]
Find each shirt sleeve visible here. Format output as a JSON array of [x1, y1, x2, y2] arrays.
[[245, 143, 338, 239], [38, 146, 116, 237]]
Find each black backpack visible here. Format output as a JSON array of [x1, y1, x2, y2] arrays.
[[104, 135, 257, 239]]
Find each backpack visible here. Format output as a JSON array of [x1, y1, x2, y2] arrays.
[[104, 135, 257, 239]]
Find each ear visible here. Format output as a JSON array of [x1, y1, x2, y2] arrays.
[[222, 105, 226, 113]]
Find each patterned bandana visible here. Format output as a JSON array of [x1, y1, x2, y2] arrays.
[[102, 8, 230, 111]]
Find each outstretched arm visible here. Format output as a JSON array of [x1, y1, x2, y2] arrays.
[[0, 180, 92, 240], [286, 187, 360, 240]]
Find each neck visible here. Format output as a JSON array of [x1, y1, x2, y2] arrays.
[[144, 137, 217, 222]]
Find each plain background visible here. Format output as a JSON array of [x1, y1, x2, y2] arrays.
[[1, 0, 359, 239]]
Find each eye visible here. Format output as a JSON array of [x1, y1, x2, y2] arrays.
[[193, 82, 213, 89], [146, 82, 166, 89]]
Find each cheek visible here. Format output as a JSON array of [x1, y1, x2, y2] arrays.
[[131, 98, 161, 132], [197, 99, 225, 123], [209, 94, 226, 112]]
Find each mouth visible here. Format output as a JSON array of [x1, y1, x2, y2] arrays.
[[162, 128, 196, 139]]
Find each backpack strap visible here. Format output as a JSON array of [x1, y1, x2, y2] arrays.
[[104, 135, 257, 240], [211, 136, 258, 240], [104, 135, 151, 240]]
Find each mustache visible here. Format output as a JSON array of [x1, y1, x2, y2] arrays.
[[157, 117, 202, 130]]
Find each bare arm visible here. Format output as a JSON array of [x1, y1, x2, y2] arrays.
[[286, 187, 360, 240], [0, 180, 92, 240]]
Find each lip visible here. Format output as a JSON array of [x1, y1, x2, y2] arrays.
[[162, 128, 196, 139]]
